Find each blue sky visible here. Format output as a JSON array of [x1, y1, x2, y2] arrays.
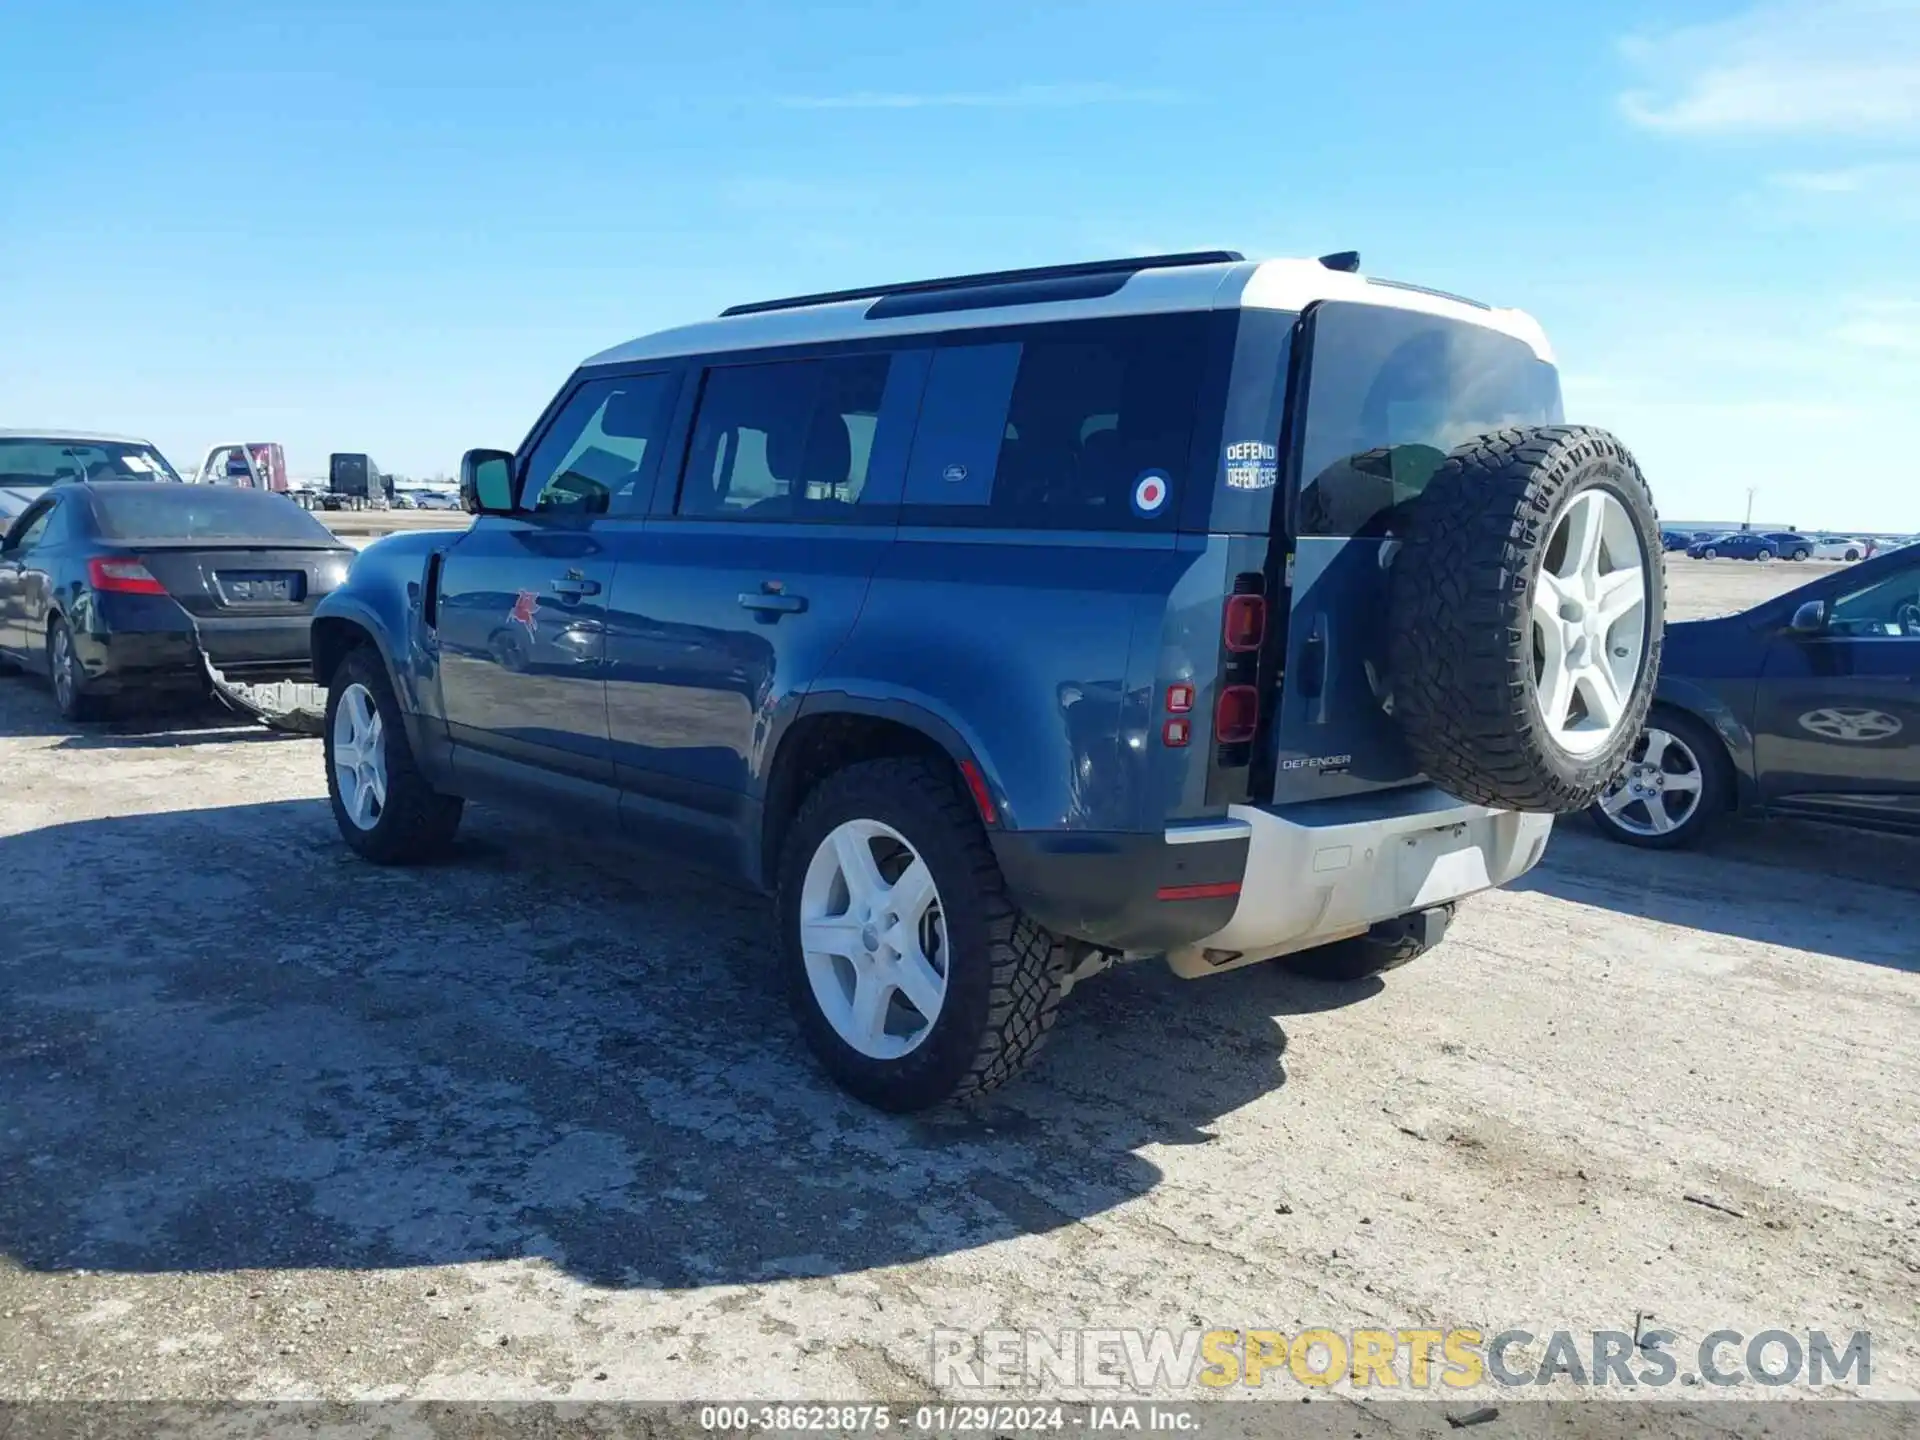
[[2, 0, 1916, 529]]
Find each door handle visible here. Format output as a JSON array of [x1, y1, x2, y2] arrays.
[[737, 592, 807, 615], [549, 576, 601, 597]]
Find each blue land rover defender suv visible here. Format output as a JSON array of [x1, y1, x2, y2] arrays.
[[313, 250, 1664, 1111]]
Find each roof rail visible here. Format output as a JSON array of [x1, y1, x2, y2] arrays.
[[719, 250, 1246, 318]]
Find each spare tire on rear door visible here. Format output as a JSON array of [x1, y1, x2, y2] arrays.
[[1385, 425, 1664, 813]]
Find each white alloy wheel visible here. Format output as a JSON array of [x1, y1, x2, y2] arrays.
[[1596, 726, 1705, 837], [799, 818, 949, 1060], [1532, 489, 1650, 757], [332, 682, 389, 831]]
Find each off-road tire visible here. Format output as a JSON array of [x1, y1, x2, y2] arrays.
[[1386, 425, 1664, 813], [776, 757, 1067, 1112], [49, 618, 107, 722], [324, 646, 463, 864]]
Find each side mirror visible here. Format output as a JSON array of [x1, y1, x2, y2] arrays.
[[459, 449, 517, 515], [1789, 599, 1827, 634]]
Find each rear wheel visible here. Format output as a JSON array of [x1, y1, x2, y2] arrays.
[[1791, 547, 1811, 562], [1756, 549, 1775, 563], [777, 757, 1066, 1112], [324, 647, 462, 863], [48, 618, 106, 721], [1588, 710, 1726, 849]]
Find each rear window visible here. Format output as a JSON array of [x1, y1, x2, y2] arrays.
[[1295, 302, 1562, 538], [89, 486, 339, 544], [0, 437, 181, 485], [899, 314, 1205, 530]]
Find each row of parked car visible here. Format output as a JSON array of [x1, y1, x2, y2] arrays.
[[1661, 527, 1889, 562]]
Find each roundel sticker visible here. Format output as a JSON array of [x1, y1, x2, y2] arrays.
[[1131, 470, 1171, 517]]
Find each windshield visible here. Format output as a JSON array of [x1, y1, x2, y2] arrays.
[[1296, 302, 1563, 538], [88, 485, 340, 545], [0, 437, 182, 486]]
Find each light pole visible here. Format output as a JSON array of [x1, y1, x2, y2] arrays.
[[1744, 486, 1758, 532]]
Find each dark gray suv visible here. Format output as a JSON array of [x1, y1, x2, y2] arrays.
[[312, 250, 1666, 1110]]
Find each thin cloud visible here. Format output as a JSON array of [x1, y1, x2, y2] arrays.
[[1833, 299, 1920, 355], [776, 82, 1181, 111], [1619, 0, 1920, 136]]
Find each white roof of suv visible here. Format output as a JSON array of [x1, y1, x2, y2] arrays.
[[586, 253, 1553, 370]]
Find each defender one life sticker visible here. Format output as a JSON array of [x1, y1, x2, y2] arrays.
[[1224, 440, 1278, 491]]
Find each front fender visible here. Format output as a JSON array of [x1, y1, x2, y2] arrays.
[[312, 531, 457, 724]]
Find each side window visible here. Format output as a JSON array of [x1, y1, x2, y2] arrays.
[[1827, 561, 1920, 638], [898, 314, 1206, 530], [678, 354, 892, 520], [521, 373, 676, 514], [6, 501, 57, 552]]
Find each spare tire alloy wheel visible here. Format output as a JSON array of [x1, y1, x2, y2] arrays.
[[800, 819, 949, 1060], [332, 682, 388, 831], [1533, 489, 1650, 758], [1595, 725, 1705, 839], [1387, 426, 1665, 813]]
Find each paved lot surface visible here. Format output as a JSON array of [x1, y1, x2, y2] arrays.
[[1, 559, 1915, 1411]]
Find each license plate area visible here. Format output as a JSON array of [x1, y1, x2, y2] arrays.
[[1396, 820, 1493, 908], [215, 571, 303, 605]]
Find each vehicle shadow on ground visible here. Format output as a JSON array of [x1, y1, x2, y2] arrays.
[[0, 681, 282, 745], [0, 798, 1364, 1290], [1512, 819, 1918, 973]]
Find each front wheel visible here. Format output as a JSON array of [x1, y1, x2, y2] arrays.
[[324, 647, 463, 863], [1588, 711, 1726, 849], [777, 757, 1066, 1112], [1702, 547, 1718, 559]]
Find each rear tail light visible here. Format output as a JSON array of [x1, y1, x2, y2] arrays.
[[87, 557, 167, 595], [1215, 685, 1259, 743], [1223, 594, 1266, 652], [1165, 683, 1194, 713], [1162, 717, 1191, 748]]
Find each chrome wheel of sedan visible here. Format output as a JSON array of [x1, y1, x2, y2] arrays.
[[799, 818, 949, 1060], [331, 681, 388, 831], [1533, 489, 1650, 757], [1596, 726, 1704, 838]]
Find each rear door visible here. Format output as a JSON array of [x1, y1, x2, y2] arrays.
[[1752, 554, 1920, 825], [602, 348, 913, 852], [437, 372, 680, 798], [1259, 300, 1564, 807]]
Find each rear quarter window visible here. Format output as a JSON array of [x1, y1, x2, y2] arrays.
[[1294, 302, 1562, 538], [898, 314, 1206, 531]]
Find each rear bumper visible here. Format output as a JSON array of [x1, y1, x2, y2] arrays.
[[992, 785, 1553, 971], [75, 603, 317, 688], [1171, 788, 1553, 974]]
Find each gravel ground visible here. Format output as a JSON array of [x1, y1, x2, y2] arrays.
[[1, 558, 1915, 1415]]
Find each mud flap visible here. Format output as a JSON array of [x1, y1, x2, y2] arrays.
[[200, 647, 327, 735]]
